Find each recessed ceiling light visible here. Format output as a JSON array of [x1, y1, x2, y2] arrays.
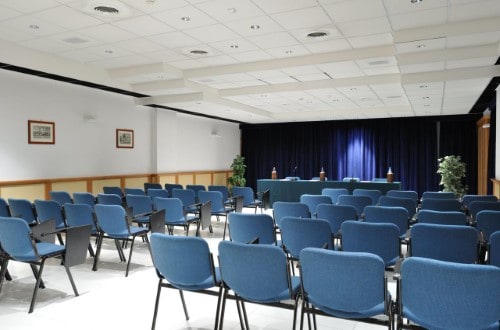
[[190, 49, 208, 56], [29, 24, 39, 30], [411, 0, 423, 3], [230, 44, 239, 49], [181, 16, 191, 21], [86, 1, 131, 18], [250, 24, 260, 30], [307, 31, 328, 39]]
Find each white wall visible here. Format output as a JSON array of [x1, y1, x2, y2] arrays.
[[0, 69, 240, 181]]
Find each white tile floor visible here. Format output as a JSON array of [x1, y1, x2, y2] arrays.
[[0, 210, 396, 330]]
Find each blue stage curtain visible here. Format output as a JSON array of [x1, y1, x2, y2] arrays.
[[240, 114, 480, 197]]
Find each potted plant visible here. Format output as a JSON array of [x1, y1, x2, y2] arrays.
[[437, 155, 467, 198], [227, 155, 246, 188]]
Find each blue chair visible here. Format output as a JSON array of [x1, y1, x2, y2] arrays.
[[337, 195, 372, 219], [198, 190, 234, 239], [417, 209, 467, 226], [34, 199, 67, 244], [420, 198, 462, 212], [398, 257, 500, 330], [364, 205, 409, 239], [208, 185, 231, 205], [353, 188, 382, 205], [218, 240, 300, 329], [125, 194, 154, 226], [146, 188, 169, 200], [49, 191, 73, 205], [489, 231, 500, 267], [150, 234, 222, 330], [97, 193, 122, 206], [341, 220, 400, 267], [476, 210, 500, 242], [299, 194, 332, 216], [462, 194, 498, 209], [186, 184, 206, 201], [272, 202, 310, 229], [73, 192, 96, 207], [378, 195, 417, 221], [144, 182, 162, 193], [409, 223, 478, 264], [7, 198, 37, 225], [315, 204, 357, 241], [153, 197, 200, 236], [421, 191, 456, 200], [103, 186, 123, 197], [300, 248, 393, 330], [171, 188, 198, 214], [468, 201, 500, 223], [64, 203, 98, 257], [228, 213, 277, 245], [165, 183, 183, 197], [124, 188, 145, 196], [321, 188, 349, 204], [231, 186, 262, 213], [0, 198, 11, 217], [0, 217, 89, 313], [93, 204, 150, 276], [386, 190, 418, 204]]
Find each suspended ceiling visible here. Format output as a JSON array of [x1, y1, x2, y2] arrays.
[[0, 0, 499, 124]]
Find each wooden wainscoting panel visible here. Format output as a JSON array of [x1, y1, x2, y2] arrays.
[[213, 172, 228, 186], [51, 181, 87, 195], [92, 179, 121, 195], [125, 177, 148, 189], [178, 174, 194, 187], [195, 173, 211, 187], [159, 175, 177, 186], [0, 184, 45, 201]]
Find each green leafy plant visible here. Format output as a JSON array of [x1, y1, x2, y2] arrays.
[[437, 155, 467, 198], [227, 155, 246, 188]]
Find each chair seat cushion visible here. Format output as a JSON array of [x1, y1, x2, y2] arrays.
[[170, 267, 221, 291], [242, 275, 300, 303], [13, 242, 65, 261], [310, 294, 388, 319]]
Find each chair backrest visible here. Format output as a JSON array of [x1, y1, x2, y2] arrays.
[[321, 188, 349, 204], [280, 217, 333, 259], [420, 198, 462, 212], [341, 220, 400, 267], [364, 206, 409, 237], [299, 194, 332, 215], [97, 193, 122, 206], [171, 188, 196, 209], [153, 197, 186, 224], [64, 203, 97, 232], [352, 189, 382, 205], [208, 185, 230, 203], [468, 201, 500, 221], [49, 191, 73, 205], [476, 210, 500, 242], [231, 186, 256, 206], [272, 202, 310, 228], [144, 182, 162, 193], [124, 188, 145, 196], [103, 186, 123, 197], [94, 204, 128, 236], [421, 191, 456, 200], [386, 190, 418, 203], [8, 198, 37, 224], [489, 231, 500, 267], [378, 195, 417, 220], [300, 248, 386, 314], [165, 183, 183, 197], [337, 195, 372, 218], [73, 192, 96, 207], [125, 194, 153, 216], [228, 213, 276, 245], [198, 190, 225, 213], [0, 198, 11, 217], [400, 257, 500, 330], [150, 233, 216, 290], [34, 199, 66, 228], [315, 204, 357, 234], [218, 240, 291, 302], [410, 223, 478, 263], [417, 209, 467, 226], [462, 194, 498, 209], [0, 217, 37, 261], [147, 188, 169, 200], [186, 184, 206, 195]]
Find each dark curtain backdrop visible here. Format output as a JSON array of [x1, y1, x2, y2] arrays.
[[240, 114, 481, 197]]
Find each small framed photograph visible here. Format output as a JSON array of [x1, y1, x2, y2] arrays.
[[116, 129, 134, 148], [28, 120, 55, 144]]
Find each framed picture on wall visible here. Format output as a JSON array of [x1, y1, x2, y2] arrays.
[[116, 128, 134, 148], [28, 120, 55, 144]]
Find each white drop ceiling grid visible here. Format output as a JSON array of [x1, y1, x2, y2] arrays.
[[0, 0, 499, 123]]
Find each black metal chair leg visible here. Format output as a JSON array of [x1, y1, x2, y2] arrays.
[[179, 289, 189, 320], [29, 259, 46, 313], [125, 238, 135, 277], [30, 264, 45, 289], [0, 257, 9, 293], [92, 232, 104, 271], [241, 300, 249, 329], [87, 243, 95, 257], [219, 288, 228, 330], [214, 285, 223, 330], [62, 259, 78, 297]]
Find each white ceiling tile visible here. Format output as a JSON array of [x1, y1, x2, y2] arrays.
[[446, 32, 500, 48], [446, 57, 497, 70], [347, 33, 393, 48], [184, 24, 240, 43], [209, 38, 260, 54], [294, 73, 330, 82], [273, 6, 333, 30], [147, 31, 200, 49], [19, 37, 73, 53], [167, 59, 206, 69], [363, 66, 400, 76], [389, 7, 447, 31], [33, 5, 102, 30], [382, 0, 448, 15], [336, 17, 391, 38], [113, 38, 165, 53], [399, 62, 445, 74], [266, 44, 311, 58], [0, 25, 34, 42], [196, 0, 265, 22], [248, 70, 297, 84], [89, 54, 156, 68], [46, 31, 102, 49], [1, 14, 66, 37], [78, 24, 134, 43], [447, 0, 500, 22], [304, 38, 352, 53], [0, 0, 60, 14], [152, 5, 217, 30], [324, 0, 386, 22], [224, 15, 285, 37], [230, 50, 273, 62], [112, 15, 175, 37], [395, 37, 446, 54], [197, 55, 240, 66], [144, 49, 188, 62], [281, 65, 322, 76], [316, 61, 365, 78], [355, 56, 397, 69], [83, 44, 135, 58], [59, 48, 105, 62], [250, 0, 319, 14], [0, 5, 23, 21], [247, 32, 298, 49], [121, 0, 189, 13]]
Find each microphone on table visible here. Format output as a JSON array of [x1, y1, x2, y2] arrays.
[[292, 166, 298, 180]]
